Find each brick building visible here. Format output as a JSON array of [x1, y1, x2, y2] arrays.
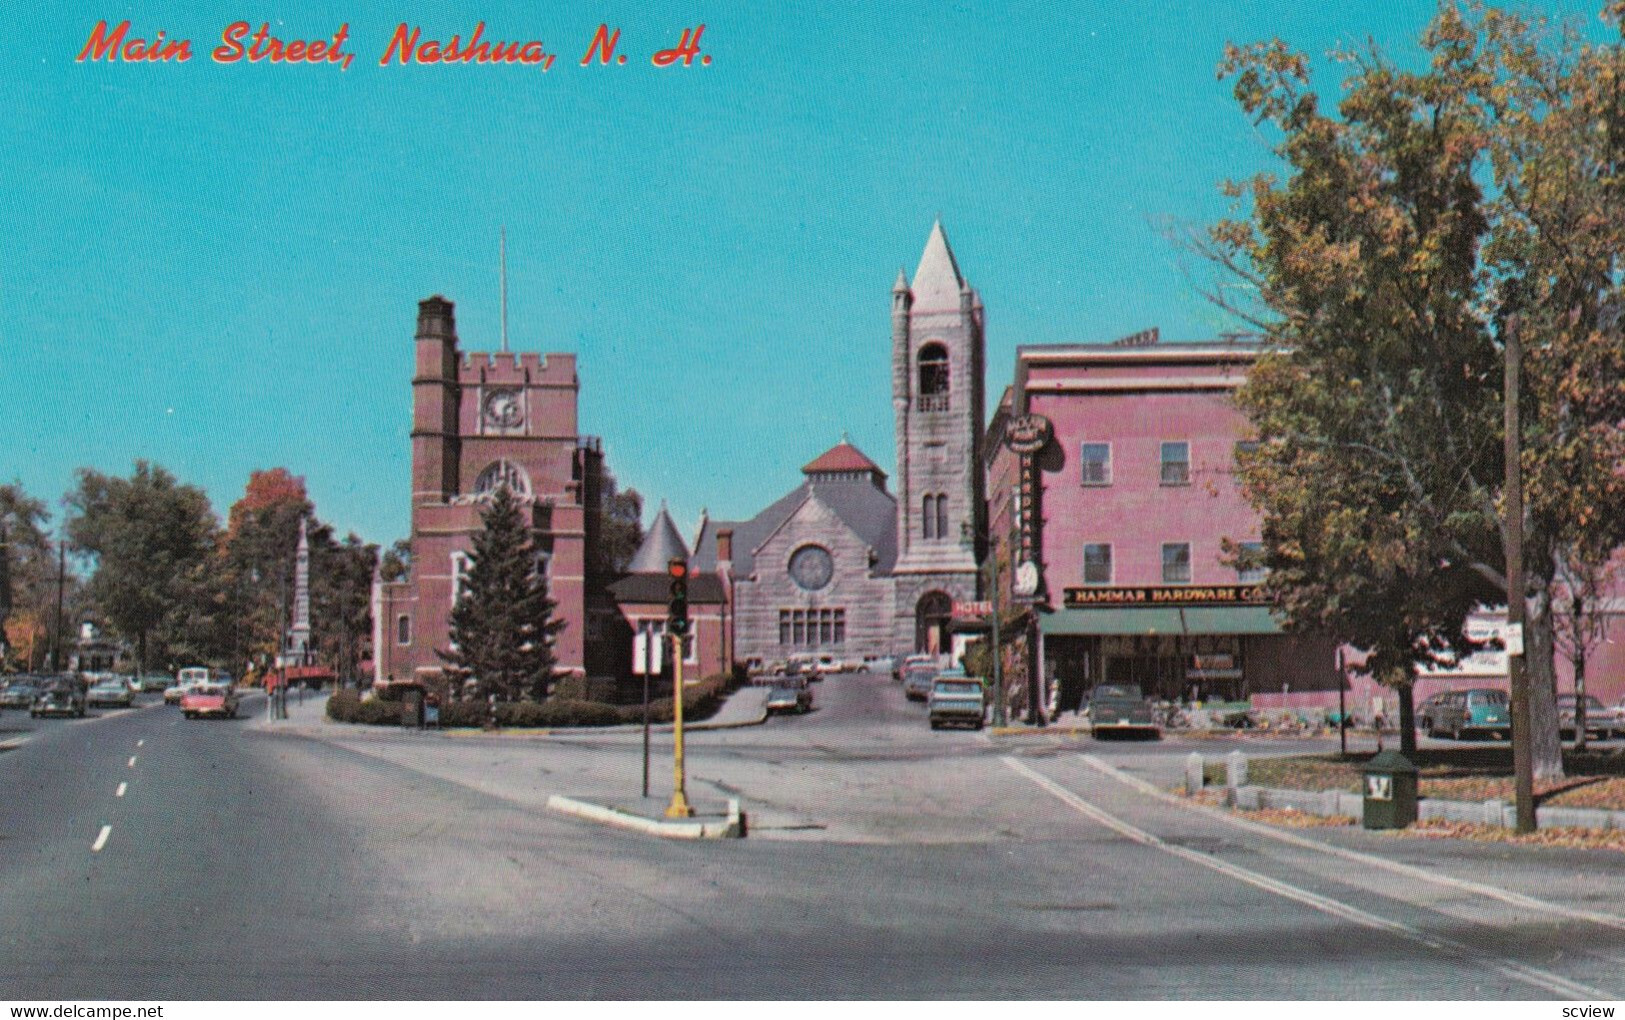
[[990, 332, 1337, 714], [372, 296, 616, 685]]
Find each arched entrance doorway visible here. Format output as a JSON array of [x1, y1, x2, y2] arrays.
[[915, 591, 952, 655]]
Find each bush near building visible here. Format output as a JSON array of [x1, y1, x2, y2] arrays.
[[325, 671, 742, 729]]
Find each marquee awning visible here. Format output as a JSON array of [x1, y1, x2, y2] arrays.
[[1039, 606, 1283, 637]]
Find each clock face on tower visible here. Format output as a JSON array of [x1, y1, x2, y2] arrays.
[[483, 388, 523, 428]]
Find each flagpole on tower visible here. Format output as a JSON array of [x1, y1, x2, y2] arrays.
[[500, 226, 509, 353]]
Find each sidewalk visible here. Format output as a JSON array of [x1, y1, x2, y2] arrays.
[[252, 683, 771, 742]]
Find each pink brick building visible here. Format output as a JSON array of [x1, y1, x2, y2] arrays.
[[373, 296, 616, 686], [996, 333, 1337, 714]]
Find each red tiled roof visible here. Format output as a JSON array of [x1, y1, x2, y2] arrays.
[[801, 440, 885, 476]]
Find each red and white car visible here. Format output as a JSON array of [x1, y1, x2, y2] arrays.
[[180, 683, 239, 720]]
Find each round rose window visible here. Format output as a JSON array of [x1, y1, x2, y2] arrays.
[[788, 545, 834, 591]]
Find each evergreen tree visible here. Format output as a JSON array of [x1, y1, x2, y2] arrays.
[[438, 485, 564, 701]]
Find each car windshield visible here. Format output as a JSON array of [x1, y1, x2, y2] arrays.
[[1093, 685, 1142, 700], [934, 681, 981, 695]]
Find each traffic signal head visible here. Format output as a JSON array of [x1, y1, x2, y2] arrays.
[[667, 557, 690, 636]]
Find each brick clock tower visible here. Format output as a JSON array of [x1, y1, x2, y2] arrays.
[[374, 295, 610, 685], [890, 222, 985, 654]]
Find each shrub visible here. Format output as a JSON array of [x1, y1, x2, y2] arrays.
[[551, 676, 623, 703], [437, 699, 490, 728], [536, 699, 624, 727], [327, 689, 362, 722]]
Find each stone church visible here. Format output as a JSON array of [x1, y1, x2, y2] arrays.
[[693, 222, 984, 663]]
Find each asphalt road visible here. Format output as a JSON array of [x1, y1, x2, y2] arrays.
[[4, 676, 1625, 999]]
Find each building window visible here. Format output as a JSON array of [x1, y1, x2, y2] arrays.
[[473, 458, 532, 498], [917, 343, 950, 412], [450, 552, 472, 605], [1081, 443, 1112, 485], [1083, 544, 1113, 585], [936, 494, 948, 542], [1237, 541, 1267, 584], [396, 614, 411, 645], [1162, 542, 1192, 584], [778, 608, 847, 647], [1160, 442, 1190, 486], [922, 495, 937, 540]]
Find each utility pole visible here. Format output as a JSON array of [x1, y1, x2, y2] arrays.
[[641, 622, 653, 798], [1505, 315, 1535, 834]]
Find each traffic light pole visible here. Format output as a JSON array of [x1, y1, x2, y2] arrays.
[[666, 632, 693, 818]]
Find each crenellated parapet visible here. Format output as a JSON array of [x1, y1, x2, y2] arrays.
[[459, 350, 578, 389]]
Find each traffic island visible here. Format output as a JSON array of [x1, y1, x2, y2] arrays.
[[546, 794, 746, 839]]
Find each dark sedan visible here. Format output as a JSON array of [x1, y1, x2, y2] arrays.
[[32, 686, 86, 719]]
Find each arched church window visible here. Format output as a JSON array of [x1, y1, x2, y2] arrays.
[[918, 343, 949, 411], [473, 459, 532, 499], [936, 493, 948, 541], [922, 495, 936, 540]]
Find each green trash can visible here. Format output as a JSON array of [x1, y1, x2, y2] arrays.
[[1361, 749, 1419, 829]]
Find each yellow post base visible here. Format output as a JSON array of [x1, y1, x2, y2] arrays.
[[665, 792, 694, 818]]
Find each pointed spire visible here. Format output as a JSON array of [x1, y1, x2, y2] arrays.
[[911, 220, 965, 307], [627, 502, 691, 573], [892, 267, 909, 293]]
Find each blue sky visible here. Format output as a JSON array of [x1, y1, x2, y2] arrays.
[[1, 1, 1606, 546]]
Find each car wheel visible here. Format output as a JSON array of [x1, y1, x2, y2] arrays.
[[930, 720, 941, 730], [974, 718, 984, 730]]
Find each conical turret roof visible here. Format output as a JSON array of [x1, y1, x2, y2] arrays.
[[910, 220, 966, 307], [626, 502, 690, 573]]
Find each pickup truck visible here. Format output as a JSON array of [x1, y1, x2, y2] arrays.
[[1088, 684, 1160, 738], [928, 677, 986, 730]]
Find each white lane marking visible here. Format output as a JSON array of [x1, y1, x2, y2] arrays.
[[1078, 753, 1625, 936], [1003, 756, 1609, 1000], [116, 782, 127, 797], [127, 755, 137, 768], [91, 825, 111, 852]]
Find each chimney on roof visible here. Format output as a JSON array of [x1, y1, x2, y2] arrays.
[[717, 529, 733, 571]]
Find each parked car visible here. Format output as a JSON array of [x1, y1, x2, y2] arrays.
[[1556, 694, 1615, 740], [181, 683, 240, 720], [1416, 692, 1454, 733], [164, 682, 193, 705], [903, 663, 940, 702], [1427, 688, 1510, 739], [87, 679, 135, 708], [32, 685, 87, 719], [137, 674, 172, 693], [1088, 684, 1160, 737], [0, 680, 42, 709], [765, 676, 813, 715], [928, 677, 985, 730]]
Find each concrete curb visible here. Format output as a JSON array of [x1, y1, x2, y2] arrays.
[[546, 794, 746, 839], [0, 735, 30, 751], [1229, 783, 1625, 831]]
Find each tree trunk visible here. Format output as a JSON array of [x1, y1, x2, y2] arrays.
[[1525, 586, 1565, 781], [1574, 615, 1588, 751], [1398, 679, 1417, 756]]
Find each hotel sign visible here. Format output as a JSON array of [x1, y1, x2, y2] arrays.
[[1062, 584, 1270, 609], [1004, 413, 1053, 454]]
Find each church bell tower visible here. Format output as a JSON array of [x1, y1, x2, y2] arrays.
[[890, 222, 984, 654]]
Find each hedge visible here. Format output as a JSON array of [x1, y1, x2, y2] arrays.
[[324, 669, 744, 729]]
